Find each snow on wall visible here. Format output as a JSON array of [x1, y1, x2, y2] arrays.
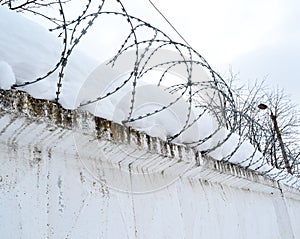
[[2, 5, 298, 183], [0, 89, 300, 239]]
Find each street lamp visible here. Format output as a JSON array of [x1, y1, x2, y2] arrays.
[[258, 103, 292, 174]]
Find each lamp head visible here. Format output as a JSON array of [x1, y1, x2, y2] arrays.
[[258, 103, 268, 110]]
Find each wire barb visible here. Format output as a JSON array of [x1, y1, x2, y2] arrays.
[[3, 0, 299, 187]]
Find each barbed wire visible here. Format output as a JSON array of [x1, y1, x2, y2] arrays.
[[3, 0, 299, 188]]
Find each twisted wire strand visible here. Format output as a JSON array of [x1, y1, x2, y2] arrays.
[[4, 0, 299, 187]]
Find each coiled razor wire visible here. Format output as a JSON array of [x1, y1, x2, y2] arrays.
[[3, 0, 300, 189]]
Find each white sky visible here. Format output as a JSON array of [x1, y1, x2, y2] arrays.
[[146, 0, 300, 106], [25, 0, 300, 106]]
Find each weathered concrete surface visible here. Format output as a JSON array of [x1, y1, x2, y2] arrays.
[[0, 89, 300, 239]]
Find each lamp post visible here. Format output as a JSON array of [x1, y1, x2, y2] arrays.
[[258, 103, 292, 174]]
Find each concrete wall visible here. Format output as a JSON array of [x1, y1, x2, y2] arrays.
[[1, 89, 300, 239]]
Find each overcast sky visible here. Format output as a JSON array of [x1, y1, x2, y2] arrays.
[[82, 0, 300, 106], [24, 0, 300, 106], [146, 0, 300, 106]]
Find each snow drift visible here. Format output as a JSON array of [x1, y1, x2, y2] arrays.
[[0, 6, 298, 187]]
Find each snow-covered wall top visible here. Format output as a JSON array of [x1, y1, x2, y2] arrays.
[[1, 88, 300, 239], [1, 3, 300, 237], [0, 3, 299, 187], [0, 88, 298, 194]]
